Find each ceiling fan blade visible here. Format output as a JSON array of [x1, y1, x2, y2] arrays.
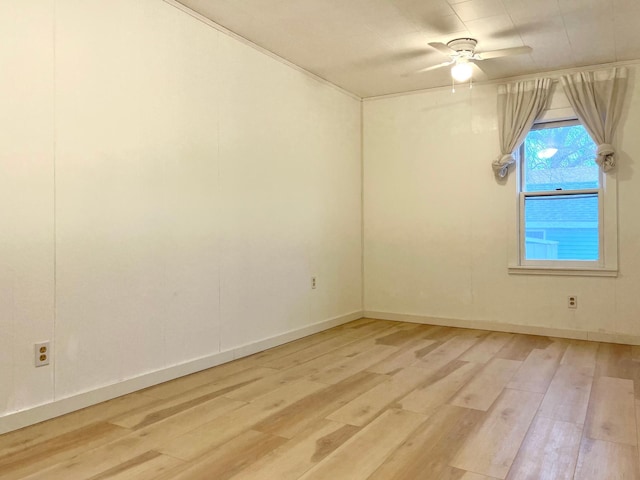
[[428, 42, 457, 56], [470, 61, 489, 81], [475, 46, 532, 60], [402, 60, 454, 77], [415, 60, 455, 74]]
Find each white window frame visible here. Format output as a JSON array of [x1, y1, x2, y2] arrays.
[[508, 116, 618, 277]]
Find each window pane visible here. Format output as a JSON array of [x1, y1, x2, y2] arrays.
[[524, 194, 599, 261], [523, 124, 598, 192]]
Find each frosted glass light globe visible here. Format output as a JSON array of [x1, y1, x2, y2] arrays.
[[451, 61, 473, 82]]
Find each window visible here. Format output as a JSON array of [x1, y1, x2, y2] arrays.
[[509, 119, 618, 276]]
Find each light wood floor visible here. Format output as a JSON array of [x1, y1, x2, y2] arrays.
[[2, 319, 640, 480]]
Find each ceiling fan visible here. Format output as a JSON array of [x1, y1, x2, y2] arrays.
[[419, 38, 532, 82]]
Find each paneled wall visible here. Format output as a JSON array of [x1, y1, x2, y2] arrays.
[[363, 72, 640, 339], [0, 0, 362, 426]]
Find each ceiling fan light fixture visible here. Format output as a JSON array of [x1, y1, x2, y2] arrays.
[[451, 60, 473, 82]]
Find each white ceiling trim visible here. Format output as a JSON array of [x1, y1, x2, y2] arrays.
[[363, 57, 640, 102], [175, 0, 640, 98], [165, 0, 640, 103], [163, 0, 362, 101]]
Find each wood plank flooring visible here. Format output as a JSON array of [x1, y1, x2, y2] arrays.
[[1, 319, 640, 479]]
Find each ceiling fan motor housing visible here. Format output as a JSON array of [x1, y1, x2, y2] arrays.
[[447, 38, 478, 56]]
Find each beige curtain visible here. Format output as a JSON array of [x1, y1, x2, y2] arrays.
[[560, 67, 628, 172], [493, 78, 553, 178]]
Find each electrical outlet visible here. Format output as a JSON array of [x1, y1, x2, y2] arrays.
[[35, 342, 50, 367], [311, 276, 317, 289], [568, 296, 577, 309]]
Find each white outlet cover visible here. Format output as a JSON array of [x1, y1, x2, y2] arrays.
[[34, 342, 51, 367]]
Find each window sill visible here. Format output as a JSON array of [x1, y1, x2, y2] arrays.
[[508, 265, 618, 277]]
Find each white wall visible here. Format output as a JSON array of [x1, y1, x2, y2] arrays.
[[363, 69, 640, 340], [0, 0, 55, 416], [0, 0, 362, 424]]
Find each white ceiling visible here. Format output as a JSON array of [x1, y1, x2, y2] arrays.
[[177, 0, 640, 97]]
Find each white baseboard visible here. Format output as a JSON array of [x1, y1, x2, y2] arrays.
[[230, 311, 362, 359], [0, 310, 363, 435], [364, 311, 640, 346]]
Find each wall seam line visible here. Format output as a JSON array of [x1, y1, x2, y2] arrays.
[[217, 29, 222, 355], [360, 98, 365, 314], [52, 0, 58, 402]]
